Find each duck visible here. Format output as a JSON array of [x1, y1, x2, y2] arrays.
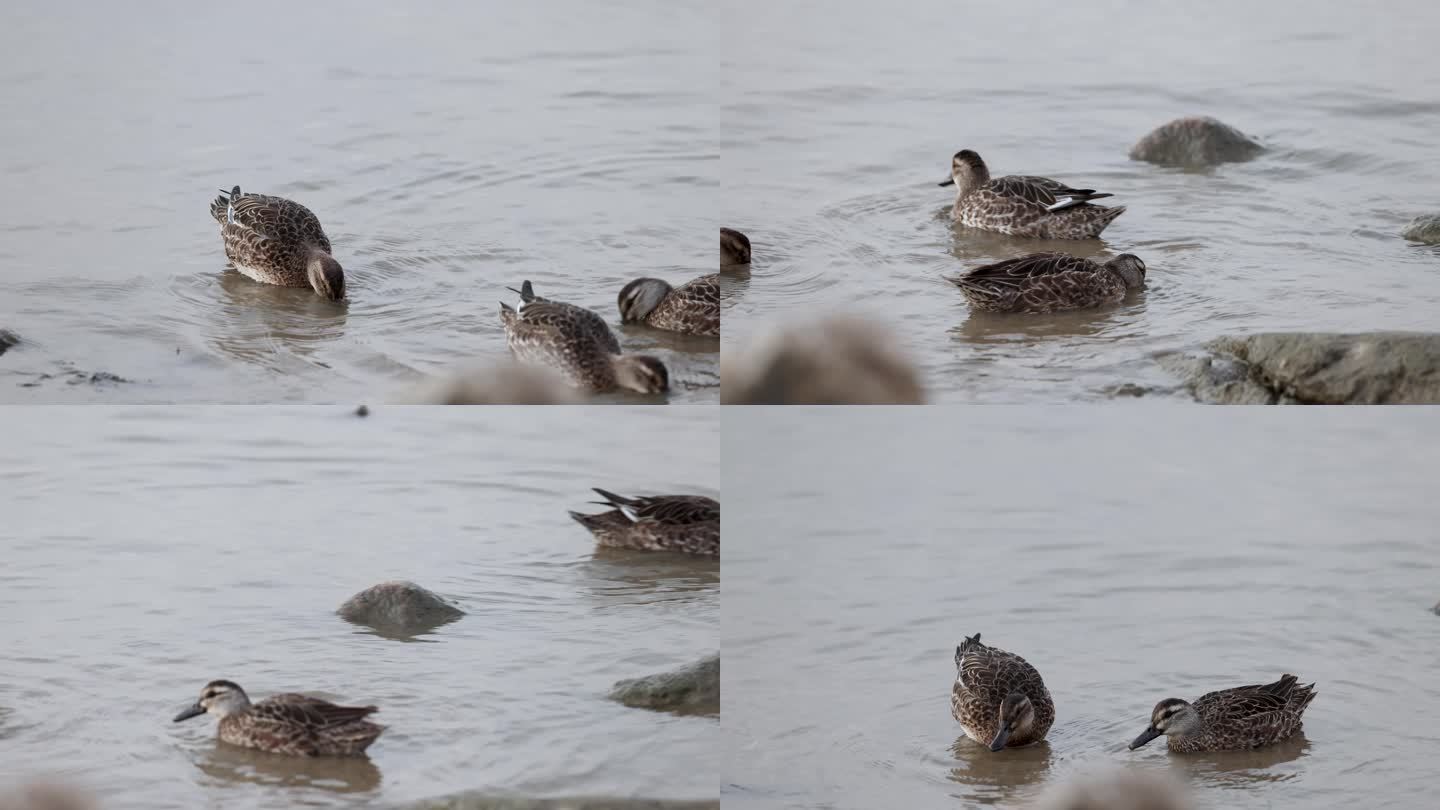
[[173, 679, 383, 757], [721, 227, 751, 267], [569, 488, 719, 556], [500, 281, 669, 394], [1128, 673, 1316, 753], [618, 274, 720, 336], [951, 633, 1055, 751], [949, 252, 1147, 313], [939, 150, 1125, 239], [207, 185, 345, 299]]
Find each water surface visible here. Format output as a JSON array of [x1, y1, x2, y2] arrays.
[[0, 407, 718, 808], [723, 409, 1440, 809], [719, 0, 1440, 401], [0, 2, 717, 402]]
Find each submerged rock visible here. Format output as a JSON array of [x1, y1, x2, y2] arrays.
[[0, 329, 19, 357], [1432, 599, 1439, 616], [1401, 214, 1440, 244], [1129, 116, 1263, 168], [722, 314, 925, 404], [396, 362, 584, 404], [609, 654, 718, 715], [337, 581, 464, 636], [402, 797, 716, 810]]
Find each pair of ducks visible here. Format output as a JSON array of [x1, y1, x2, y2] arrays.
[[174, 488, 719, 757], [953, 634, 1317, 754], [207, 186, 719, 395], [939, 149, 1148, 314]]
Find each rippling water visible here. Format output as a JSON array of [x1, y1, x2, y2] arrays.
[[0, 2, 717, 403], [722, 409, 1440, 809], [0, 407, 718, 808], [719, 0, 1440, 402]]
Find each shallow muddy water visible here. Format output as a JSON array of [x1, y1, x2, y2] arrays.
[[723, 409, 1440, 808], [0, 2, 717, 403], [719, 0, 1440, 402], [0, 407, 718, 808]]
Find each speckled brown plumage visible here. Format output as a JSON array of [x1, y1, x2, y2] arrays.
[[500, 281, 669, 394], [174, 679, 382, 757], [617, 273, 720, 336], [940, 150, 1125, 239], [950, 252, 1147, 313], [721, 227, 751, 266], [569, 488, 719, 557], [951, 633, 1054, 750], [207, 185, 345, 299], [1130, 674, 1316, 754]]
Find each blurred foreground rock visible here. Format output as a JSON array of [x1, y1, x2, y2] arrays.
[[722, 314, 925, 404], [1029, 768, 1191, 810], [400, 798, 716, 810], [1401, 214, 1440, 244], [338, 581, 465, 636], [1169, 332, 1440, 404], [1129, 116, 1263, 168], [0, 783, 96, 810], [397, 362, 584, 404], [609, 654, 718, 715]]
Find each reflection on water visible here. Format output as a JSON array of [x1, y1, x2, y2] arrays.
[[1174, 733, 1311, 788], [189, 744, 382, 796], [947, 738, 1055, 806], [722, 410, 1440, 809]]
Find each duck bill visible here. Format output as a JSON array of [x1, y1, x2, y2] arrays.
[[987, 724, 1012, 752], [938, 178, 956, 187], [173, 703, 205, 722], [1128, 727, 1162, 750]]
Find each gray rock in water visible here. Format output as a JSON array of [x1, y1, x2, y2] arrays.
[[0, 329, 20, 357], [1175, 333, 1440, 404], [1401, 214, 1440, 244], [1129, 116, 1263, 168], [609, 654, 718, 715], [1432, 599, 1440, 616], [337, 581, 464, 637], [401, 798, 716, 810]]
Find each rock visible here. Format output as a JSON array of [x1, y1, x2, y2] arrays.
[[354, 404, 370, 418], [0, 330, 19, 357], [1156, 351, 1283, 405], [337, 581, 464, 637], [401, 797, 716, 810], [1129, 116, 1263, 168], [397, 362, 584, 404], [1029, 768, 1191, 810], [1401, 214, 1440, 244], [1193, 333, 1440, 404], [609, 654, 718, 715], [722, 314, 925, 404], [1432, 599, 1439, 616], [0, 782, 97, 810]]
